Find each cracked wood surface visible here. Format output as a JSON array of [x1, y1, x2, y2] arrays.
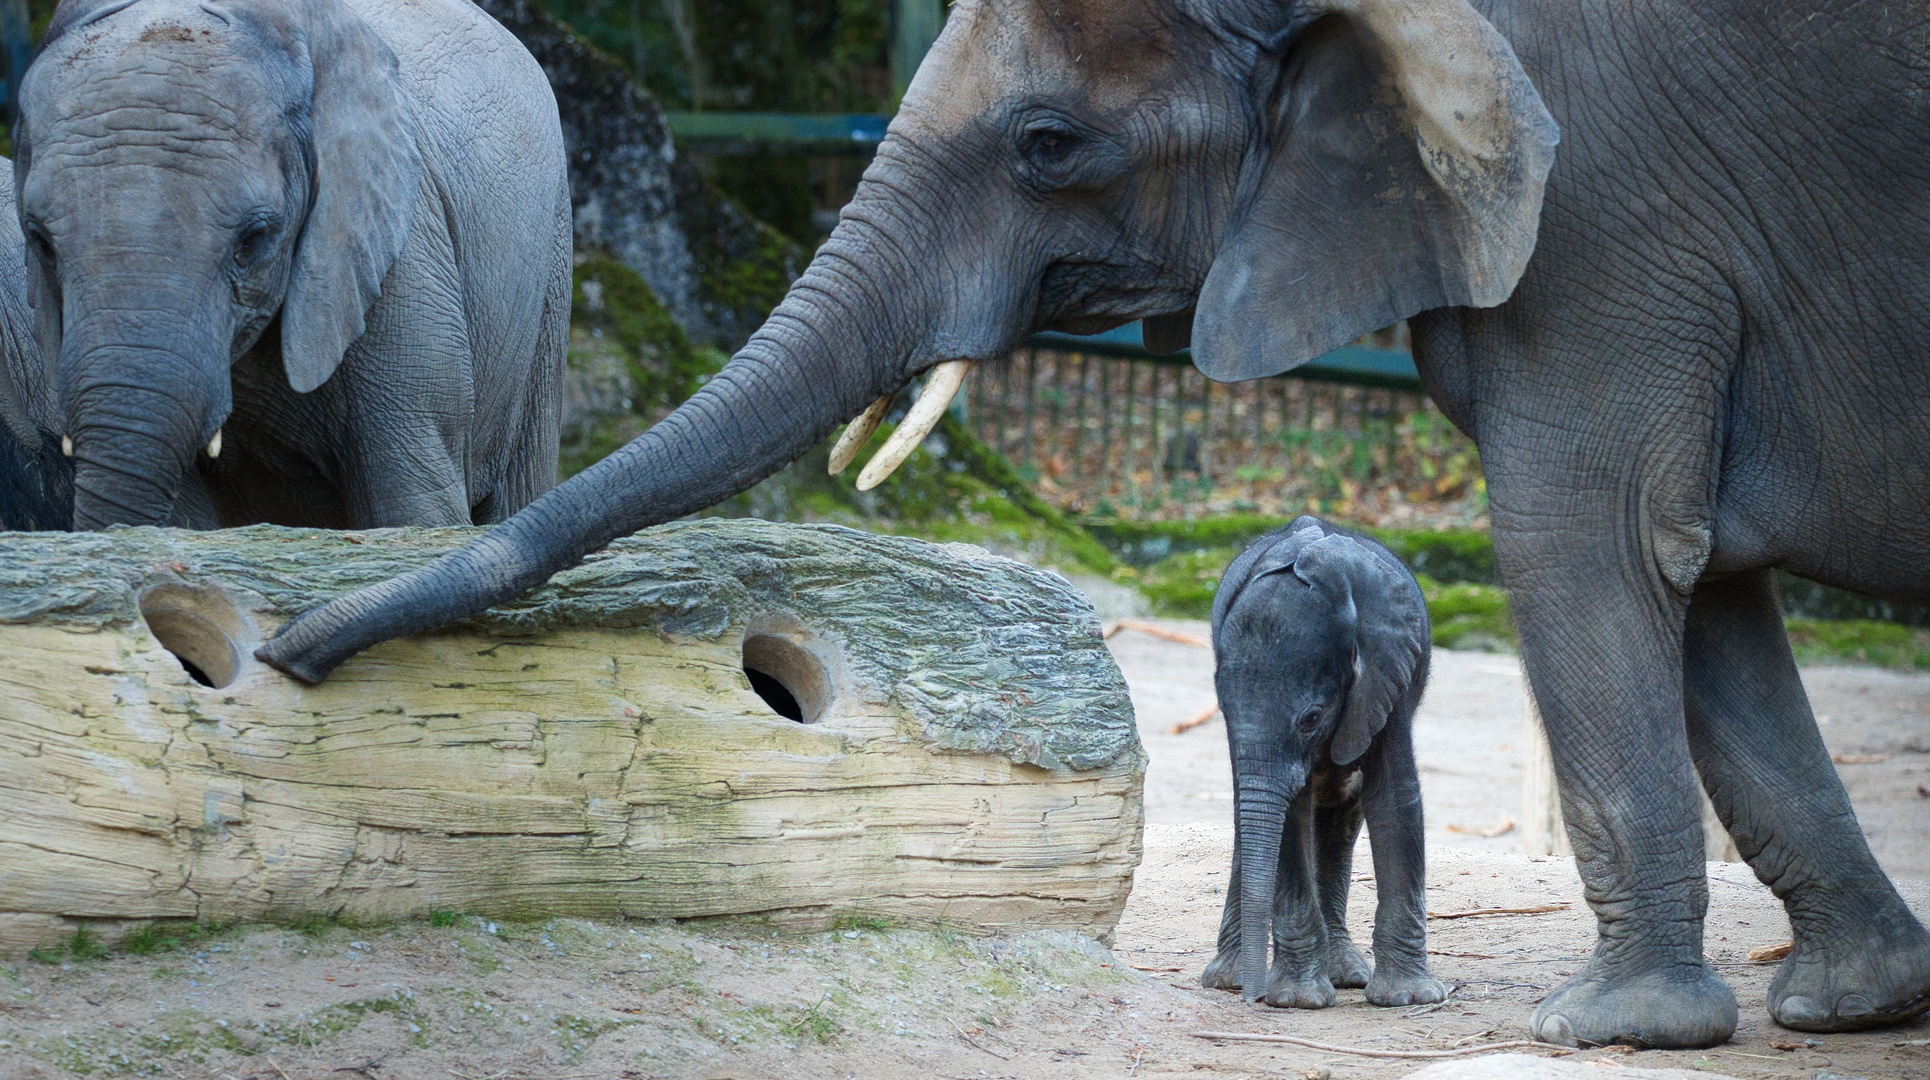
[[0, 520, 1143, 955]]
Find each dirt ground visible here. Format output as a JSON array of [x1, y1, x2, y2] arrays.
[[2, 621, 1927, 1080]]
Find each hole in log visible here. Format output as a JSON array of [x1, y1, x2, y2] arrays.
[[139, 584, 247, 689], [742, 633, 829, 724]]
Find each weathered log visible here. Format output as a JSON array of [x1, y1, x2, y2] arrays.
[[0, 521, 1142, 956]]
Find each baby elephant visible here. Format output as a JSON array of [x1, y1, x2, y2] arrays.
[[1201, 517, 1446, 1008]]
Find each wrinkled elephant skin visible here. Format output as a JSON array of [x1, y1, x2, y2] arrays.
[[258, 0, 1930, 1049]]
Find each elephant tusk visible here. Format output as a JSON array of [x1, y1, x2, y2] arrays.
[[855, 359, 971, 492], [205, 429, 222, 460], [827, 395, 892, 476], [60, 435, 72, 457]]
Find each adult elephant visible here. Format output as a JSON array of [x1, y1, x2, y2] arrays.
[[7, 0, 570, 530], [259, 0, 1930, 1049]]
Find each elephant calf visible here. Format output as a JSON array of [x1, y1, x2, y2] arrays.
[[1201, 517, 1446, 1009]]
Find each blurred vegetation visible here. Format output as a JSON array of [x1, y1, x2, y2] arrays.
[[1786, 619, 1930, 671], [536, 0, 897, 244]]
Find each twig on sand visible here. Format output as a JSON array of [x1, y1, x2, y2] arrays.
[[1748, 941, 1793, 962], [1104, 619, 1212, 648], [950, 1018, 1011, 1060], [1132, 963, 1184, 971], [1445, 817, 1515, 838], [1171, 703, 1220, 735], [1897, 1037, 1930, 1047], [1427, 903, 1569, 919], [1427, 950, 1496, 959], [1190, 1032, 1571, 1058]]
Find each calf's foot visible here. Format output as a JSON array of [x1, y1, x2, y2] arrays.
[[1770, 908, 1930, 1032], [1366, 966, 1446, 1006], [1326, 938, 1372, 989], [1264, 967, 1337, 1009], [1530, 959, 1736, 1048], [1201, 947, 1240, 991]]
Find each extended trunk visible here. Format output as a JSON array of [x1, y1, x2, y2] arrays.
[[259, 219, 926, 682]]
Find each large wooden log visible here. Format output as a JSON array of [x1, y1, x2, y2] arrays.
[[0, 521, 1143, 956]]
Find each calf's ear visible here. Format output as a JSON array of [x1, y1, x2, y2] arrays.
[[1298, 535, 1427, 765], [1190, 0, 1558, 382]]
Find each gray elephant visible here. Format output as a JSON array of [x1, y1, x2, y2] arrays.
[[1202, 517, 1444, 1010], [259, 0, 1930, 1049], [8, 0, 571, 530], [0, 157, 72, 532]]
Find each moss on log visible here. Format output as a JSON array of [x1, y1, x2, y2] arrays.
[[0, 521, 1142, 954]]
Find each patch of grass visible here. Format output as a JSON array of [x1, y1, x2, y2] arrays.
[[781, 994, 840, 1043], [68, 925, 109, 961], [427, 910, 461, 928], [121, 921, 229, 956], [26, 946, 60, 965], [1785, 619, 1930, 670], [1417, 575, 1517, 652], [1136, 546, 1241, 619], [831, 914, 892, 934]]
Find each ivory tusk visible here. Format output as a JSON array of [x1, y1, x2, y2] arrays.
[[856, 359, 970, 492], [60, 435, 72, 457], [827, 395, 892, 476], [205, 429, 222, 460]]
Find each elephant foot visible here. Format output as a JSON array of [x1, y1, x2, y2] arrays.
[[1366, 966, 1447, 1006], [1326, 938, 1372, 989], [1201, 947, 1241, 991], [1769, 908, 1930, 1032], [1264, 969, 1338, 1009], [1530, 960, 1736, 1048]]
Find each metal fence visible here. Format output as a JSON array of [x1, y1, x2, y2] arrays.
[[963, 345, 1485, 524]]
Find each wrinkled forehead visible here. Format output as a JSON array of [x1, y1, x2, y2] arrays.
[[902, 0, 1183, 132], [27, 0, 299, 119]]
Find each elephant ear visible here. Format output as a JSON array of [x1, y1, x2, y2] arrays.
[[1298, 533, 1429, 765], [280, 0, 422, 394], [1190, 0, 1558, 382]]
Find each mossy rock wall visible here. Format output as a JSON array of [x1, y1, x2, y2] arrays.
[[0, 521, 1143, 955]]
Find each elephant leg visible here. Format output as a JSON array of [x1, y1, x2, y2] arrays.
[[1265, 791, 1336, 1009], [1313, 782, 1372, 989], [1683, 570, 1930, 1032], [1358, 726, 1446, 1005], [1201, 817, 1243, 991], [1511, 544, 1737, 1048]]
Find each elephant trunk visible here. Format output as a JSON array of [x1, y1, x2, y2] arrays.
[[1235, 760, 1305, 1003], [65, 344, 219, 530], [258, 218, 931, 682]]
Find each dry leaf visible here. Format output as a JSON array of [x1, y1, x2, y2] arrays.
[[1748, 941, 1793, 963], [1831, 753, 1887, 764]]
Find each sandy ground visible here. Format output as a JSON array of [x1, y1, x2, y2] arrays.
[[2, 624, 1927, 1080]]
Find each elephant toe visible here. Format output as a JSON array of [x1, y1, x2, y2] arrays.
[[1201, 950, 1241, 991]]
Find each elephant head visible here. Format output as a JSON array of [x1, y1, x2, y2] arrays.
[[15, 0, 420, 528], [1210, 520, 1427, 999], [258, 0, 1556, 681]]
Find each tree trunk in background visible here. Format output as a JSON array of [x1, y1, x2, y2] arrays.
[[476, 0, 802, 350], [0, 520, 1143, 955]]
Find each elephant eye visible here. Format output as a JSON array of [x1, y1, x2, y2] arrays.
[[233, 216, 281, 268], [1022, 123, 1084, 168], [1295, 706, 1323, 733]]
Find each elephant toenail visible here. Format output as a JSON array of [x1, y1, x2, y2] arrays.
[[1777, 994, 1823, 1024], [1536, 1013, 1577, 1046], [1836, 994, 1874, 1018]]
